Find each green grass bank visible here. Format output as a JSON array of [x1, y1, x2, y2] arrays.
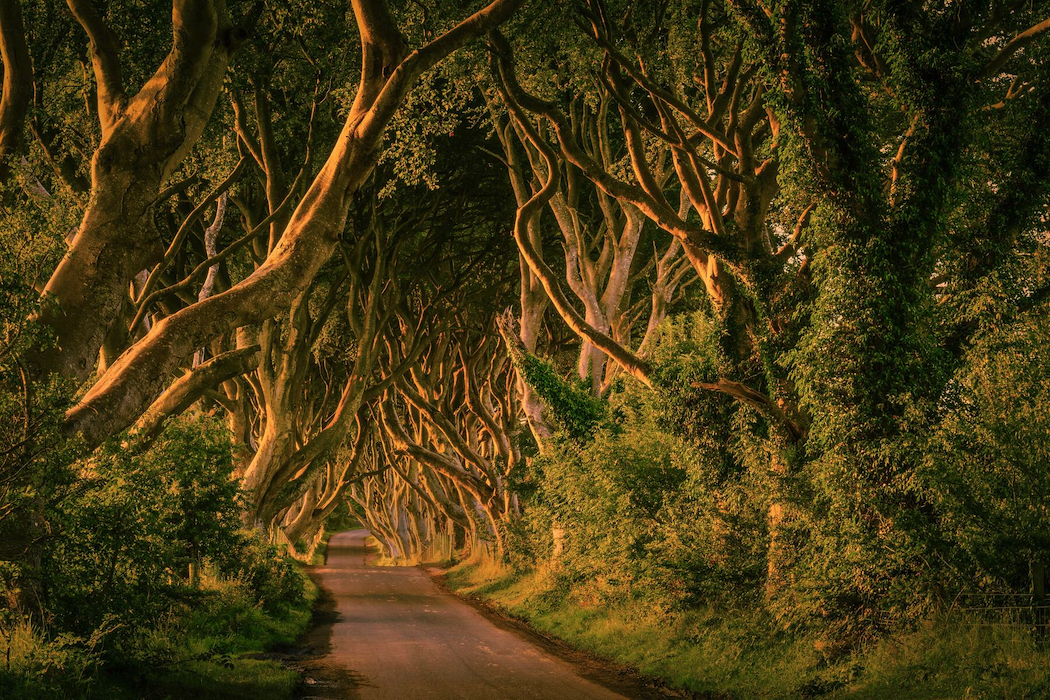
[[441, 555, 1050, 700]]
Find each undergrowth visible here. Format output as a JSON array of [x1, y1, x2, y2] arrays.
[[0, 561, 316, 700]]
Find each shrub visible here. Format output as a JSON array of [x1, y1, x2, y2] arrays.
[[41, 416, 243, 639], [224, 538, 306, 615]]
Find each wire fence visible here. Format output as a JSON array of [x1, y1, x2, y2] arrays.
[[948, 563, 1048, 638], [949, 591, 1050, 635]]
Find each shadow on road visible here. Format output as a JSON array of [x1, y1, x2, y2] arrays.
[[251, 545, 373, 699]]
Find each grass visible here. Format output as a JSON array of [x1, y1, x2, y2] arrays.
[[441, 555, 1050, 700], [103, 657, 302, 700], [0, 563, 319, 700], [308, 530, 336, 565]]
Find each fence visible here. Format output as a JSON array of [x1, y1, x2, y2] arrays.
[[950, 592, 1050, 634], [949, 562, 1048, 637]]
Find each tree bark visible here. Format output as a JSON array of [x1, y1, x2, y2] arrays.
[[132, 345, 260, 443], [38, 0, 238, 379], [0, 0, 32, 184]]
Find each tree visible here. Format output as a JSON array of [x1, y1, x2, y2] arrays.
[[487, 0, 1050, 631], [61, 0, 524, 446]]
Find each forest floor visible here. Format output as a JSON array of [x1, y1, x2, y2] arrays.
[[294, 529, 670, 699], [438, 555, 1050, 700]]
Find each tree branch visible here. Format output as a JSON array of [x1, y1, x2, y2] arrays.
[[66, 0, 126, 131], [982, 17, 1050, 79], [0, 0, 32, 181], [133, 345, 260, 444]]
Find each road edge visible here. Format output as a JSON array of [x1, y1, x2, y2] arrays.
[[423, 566, 714, 700]]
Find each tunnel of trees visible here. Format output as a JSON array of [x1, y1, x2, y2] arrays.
[[1, 0, 1049, 697]]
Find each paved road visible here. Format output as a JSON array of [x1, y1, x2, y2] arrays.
[[305, 529, 631, 700]]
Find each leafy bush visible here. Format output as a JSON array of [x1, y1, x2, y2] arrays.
[[919, 309, 1050, 590], [224, 538, 307, 614], [1, 413, 311, 699], [514, 359, 769, 608], [0, 620, 105, 700], [512, 295, 1050, 638], [42, 416, 244, 638]]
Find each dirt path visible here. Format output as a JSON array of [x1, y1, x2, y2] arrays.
[[295, 529, 641, 700]]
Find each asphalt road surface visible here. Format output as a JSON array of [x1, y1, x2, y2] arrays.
[[303, 529, 634, 700]]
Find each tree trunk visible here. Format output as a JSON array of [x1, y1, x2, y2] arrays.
[[38, 0, 237, 379]]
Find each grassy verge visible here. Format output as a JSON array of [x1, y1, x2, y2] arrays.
[[308, 530, 338, 565], [0, 563, 318, 700], [441, 556, 1050, 699]]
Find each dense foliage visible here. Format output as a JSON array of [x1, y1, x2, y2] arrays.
[[0, 417, 309, 699]]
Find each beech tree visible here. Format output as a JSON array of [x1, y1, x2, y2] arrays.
[[36, 0, 243, 379], [1, 0, 525, 612], [38, 0, 522, 447], [485, 91, 694, 397], [481, 0, 1050, 624], [373, 304, 521, 558]]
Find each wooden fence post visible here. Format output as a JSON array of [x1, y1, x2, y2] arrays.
[[1032, 561, 1046, 637]]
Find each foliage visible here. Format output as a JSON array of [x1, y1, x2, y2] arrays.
[[225, 538, 308, 615], [0, 175, 84, 619], [918, 308, 1050, 590], [511, 351, 608, 439], [41, 417, 244, 637], [507, 277, 1050, 658], [510, 316, 773, 606], [0, 415, 310, 698], [2, 0, 1050, 694], [0, 565, 314, 700]]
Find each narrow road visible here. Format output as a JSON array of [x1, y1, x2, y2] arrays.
[[302, 529, 633, 700]]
